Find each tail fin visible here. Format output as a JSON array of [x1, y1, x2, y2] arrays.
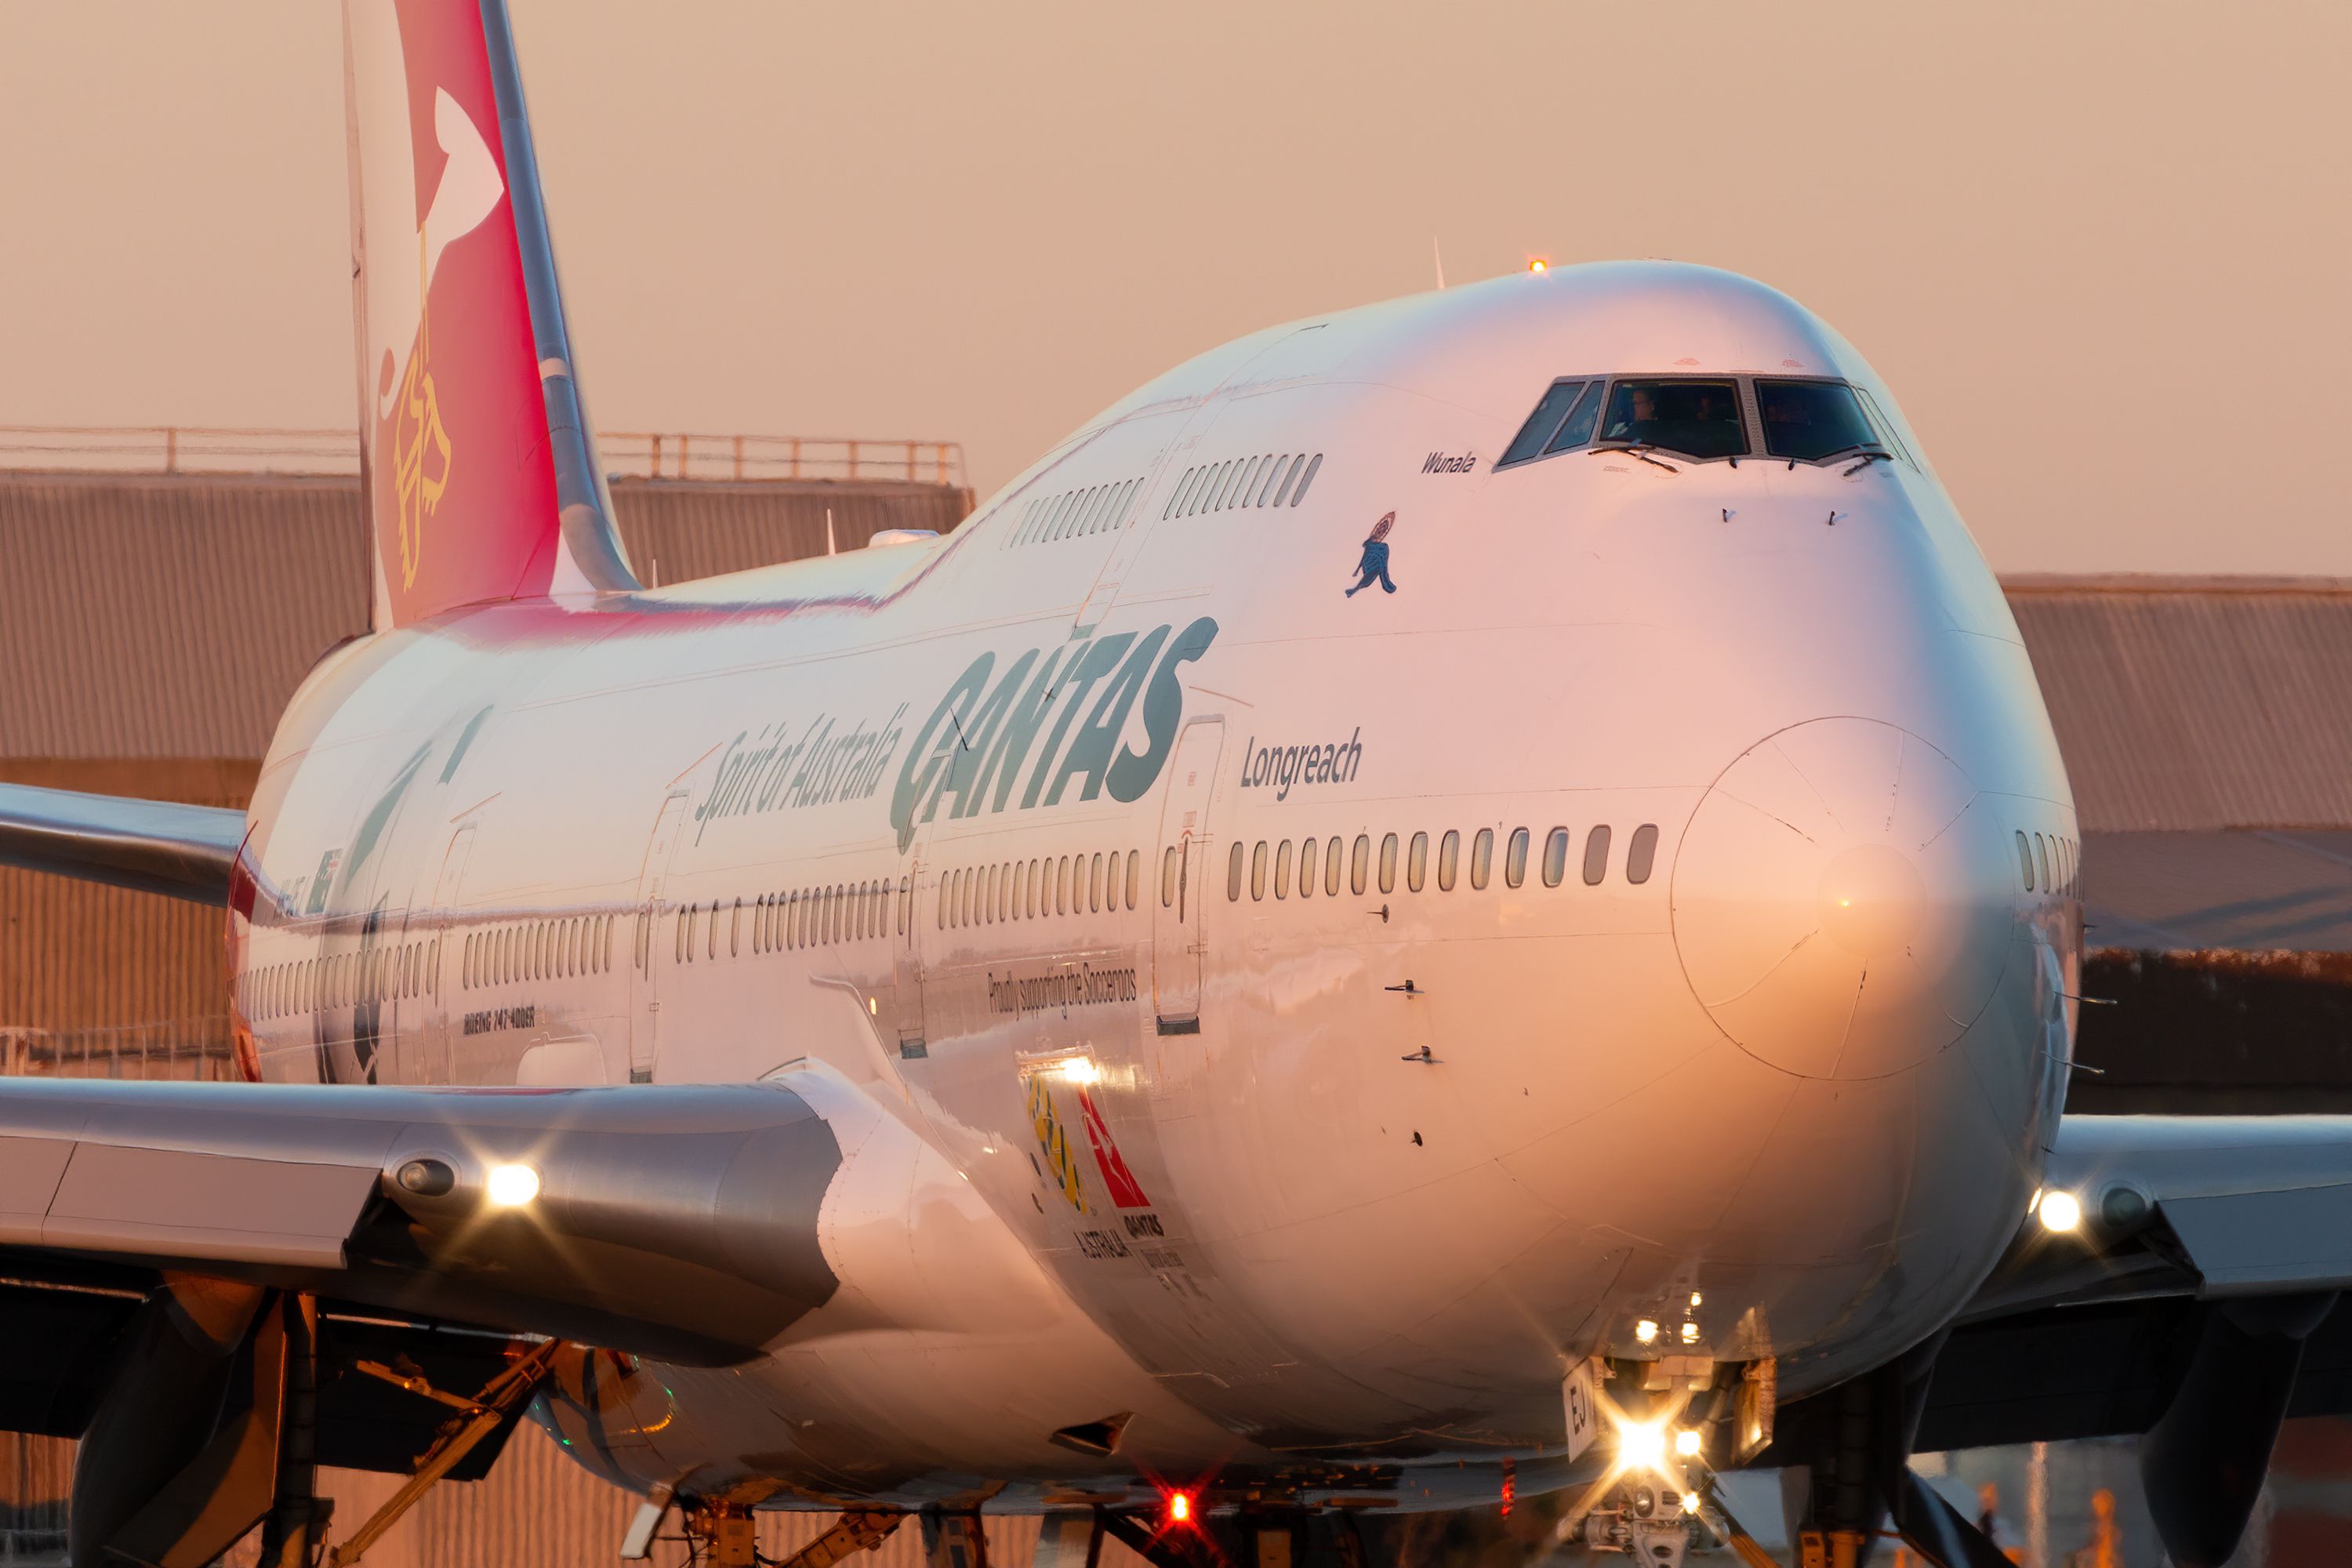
[[343, 0, 637, 629]]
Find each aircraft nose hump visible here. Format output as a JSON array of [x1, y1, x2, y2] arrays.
[[1671, 717, 2016, 1080]]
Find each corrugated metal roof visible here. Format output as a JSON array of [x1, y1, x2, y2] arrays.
[[614, 476, 969, 586], [2082, 829, 2352, 953], [2006, 577, 2352, 831], [0, 472, 969, 760]]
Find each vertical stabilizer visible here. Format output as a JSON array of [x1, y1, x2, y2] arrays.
[[343, 0, 637, 630]]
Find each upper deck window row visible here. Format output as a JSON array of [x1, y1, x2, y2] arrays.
[[1163, 452, 1322, 520], [1497, 376, 1910, 470], [1006, 475, 1145, 549]]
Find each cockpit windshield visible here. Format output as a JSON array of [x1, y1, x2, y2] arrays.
[[1755, 379, 1883, 462], [1597, 379, 1747, 459]]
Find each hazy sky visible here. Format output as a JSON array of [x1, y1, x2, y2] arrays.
[[3, 2, 2347, 575]]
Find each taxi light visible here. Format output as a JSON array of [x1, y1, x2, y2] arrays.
[[1675, 1428, 1702, 1457], [2038, 1189, 2082, 1232], [486, 1163, 541, 1207], [1058, 1057, 1100, 1087], [1635, 1319, 1659, 1345], [1681, 1492, 1701, 1513], [1679, 1322, 1700, 1344], [1167, 1490, 1193, 1526]]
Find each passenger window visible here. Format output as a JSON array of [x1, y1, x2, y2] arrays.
[[1250, 841, 1268, 900], [1627, 823, 1659, 885], [1298, 836, 1318, 898], [1232, 457, 1261, 508], [1275, 840, 1293, 898], [1438, 829, 1459, 891], [1379, 833, 1399, 895], [1543, 829, 1570, 887], [1196, 462, 1225, 515], [731, 898, 742, 956], [1583, 826, 1611, 886], [1506, 828, 1530, 888], [2016, 831, 2034, 891], [1352, 834, 1370, 895], [1599, 379, 1747, 459], [1253, 456, 1288, 506], [2034, 834, 2050, 895], [1091, 851, 1105, 912], [1755, 379, 1882, 463], [1471, 828, 1493, 890], [1501, 379, 1589, 468], [1290, 453, 1323, 506], [1225, 843, 1242, 901], [1326, 836, 1343, 896], [1406, 832, 1428, 892], [1271, 456, 1303, 507], [1127, 850, 1141, 909]]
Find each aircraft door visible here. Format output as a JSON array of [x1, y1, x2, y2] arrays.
[[890, 854, 927, 1058], [1151, 719, 1224, 1033], [627, 792, 688, 1083], [416, 824, 474, 1083]]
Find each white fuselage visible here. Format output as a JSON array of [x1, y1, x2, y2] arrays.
[[227, 263, 2082, 1509]]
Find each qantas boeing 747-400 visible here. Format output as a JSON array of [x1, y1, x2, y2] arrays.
[[2, 6, 2347, 1568]]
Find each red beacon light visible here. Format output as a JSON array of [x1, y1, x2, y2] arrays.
[[1167, 1490, 1194, 1527]]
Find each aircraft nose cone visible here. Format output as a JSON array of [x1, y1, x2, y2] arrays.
[[1671, 717, 2015, 1080]]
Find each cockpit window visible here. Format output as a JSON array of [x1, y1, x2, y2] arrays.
[[1598, 379, 1747, 459], [1755, 379, 1883, 463], [1500, 379, 1591, 468]]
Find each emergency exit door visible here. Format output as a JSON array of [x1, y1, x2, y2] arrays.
[[1152, 719, 1223, 1033], [627, 792, 688, 1083]]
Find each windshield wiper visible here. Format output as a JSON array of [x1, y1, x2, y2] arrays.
[[1589, 442, 1679, 473], [1841, 448, 1893, 476]]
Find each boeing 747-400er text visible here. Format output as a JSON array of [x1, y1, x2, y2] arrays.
[[1, 5, 2346, 1567]]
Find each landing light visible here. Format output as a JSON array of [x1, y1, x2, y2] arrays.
[[485, 1163, 540, 1207], [1616, 1418, 1668, 1475], [1674, 1428, 1702, 1457], [1635, 1319, 1659, 1345], [1057, 1057, 1100, 1087], [1528, 258, 1549, 273], [1680, 1493, 1701, 1514], [2037, 1189, 2082, 1233]]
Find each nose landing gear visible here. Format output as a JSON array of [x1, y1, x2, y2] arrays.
[[1573, 1483, 1702, 1568]]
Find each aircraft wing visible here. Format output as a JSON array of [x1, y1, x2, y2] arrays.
[[0, 1073, 848, 1564], [0, 1076, 842, 1368], [0, 782, 245, 902], [1899, 1112, 2352, 1453]]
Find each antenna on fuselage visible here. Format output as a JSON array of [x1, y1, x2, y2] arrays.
[[826, 507, 838, 556], [1432, 235, 1446, 290]]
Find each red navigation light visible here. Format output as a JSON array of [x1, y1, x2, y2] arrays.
[[1167, 1490, 1193, 1526]]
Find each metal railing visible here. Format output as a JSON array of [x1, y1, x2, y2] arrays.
[[0, 1019, 239, 1082], [0, 426, 966, 488], [602, 432, 964, 486]]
